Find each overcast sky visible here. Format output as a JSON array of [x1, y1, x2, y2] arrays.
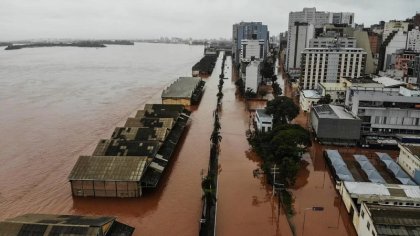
[[0, 0, 417, 41]]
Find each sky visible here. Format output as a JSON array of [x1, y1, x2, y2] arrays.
[[0, 0, 417, 41]]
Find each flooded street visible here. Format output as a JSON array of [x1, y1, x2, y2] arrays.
[[216, 59, 293, 236]]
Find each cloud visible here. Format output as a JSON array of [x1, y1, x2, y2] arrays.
[[0, 0, 416, 40]]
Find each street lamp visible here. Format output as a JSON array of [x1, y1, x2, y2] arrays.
[[302, 206, 324, 236]]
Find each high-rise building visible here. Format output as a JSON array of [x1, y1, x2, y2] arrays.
[[286, 22, 315, 71], [309, 36, 356, 48], [383, 20, 409, 39], [285, 8, 355, 72], [407, 27, 420, 52], [378, 30, 408, 71], [232, 22, 269, 66], [240, 39, 265, 62], [300, 47, 367, 89], [245, 60, 262, 93]]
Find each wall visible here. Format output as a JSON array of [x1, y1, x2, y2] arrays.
[[71, 180, 141, 198], [162, 98, 191, 106], [316, 118, 361, 143], [245, 61, 261, 92], [397, 145, 420, 182]]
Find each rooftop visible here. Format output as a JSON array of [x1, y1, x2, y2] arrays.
[[111, 127, 168, 142], [162, 77, 202, 99], [93, 139, 160, 157], [373, 77, 406, 88], [301, 90, 322, 99], [0, 214, 134, 236], [402, 144, 420, 158], [256, 109, 272, 120], [313, 104, 357, 120], [343, 181, 420, 200], [68, 156, 148, 181], [365, 204, 420, 236], [124, 117, 174, 129]]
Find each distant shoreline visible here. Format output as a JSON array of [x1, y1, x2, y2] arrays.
[[4, 40, 135, 50]]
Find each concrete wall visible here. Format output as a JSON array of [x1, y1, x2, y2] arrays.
[[71, 180, 141, 198], [398, 144, 420, 183], [315, 117, 361, 143]]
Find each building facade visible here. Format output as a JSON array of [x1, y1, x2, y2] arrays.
[[286, 22, 314, 71], [345, 86, 420, 137], [398, 143, 420, 184], [309, 37, 356, 48], [383, 20, 409, 39], [232, 22, 269, 66], [254, 109, 273, 132], [311, 104, 361, 145], [300, 47, 367, 89], [407, 26, 420, 52], [379, 30, 408, 71], [244, 60, 262, 93], [286, 8, 355, 72], [240, 39, 265, 62], [299, 90, 321, 112]]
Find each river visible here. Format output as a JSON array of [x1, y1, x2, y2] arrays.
[[0, 43, 204, 235]]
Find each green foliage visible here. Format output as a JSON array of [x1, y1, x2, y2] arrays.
[[265, 96, 299, 125], [272, 82, 282, 96], [260, 59, 275, 79], [318, 94, 332, 104], [244, 88, 257, 99]]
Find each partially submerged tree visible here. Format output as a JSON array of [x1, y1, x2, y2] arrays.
[[265, 96, 299, 125]]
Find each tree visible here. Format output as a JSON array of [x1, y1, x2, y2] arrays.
[[260, 59, 274, 80], [317, 94, 332, 104], [265, 97, 299, 125], [244, 88, 257, 99], [272, 82, 282, 97]]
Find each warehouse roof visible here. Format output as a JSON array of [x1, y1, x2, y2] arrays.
[[162, 77, 201, 99], [325, 149, 355, 182], [68, 156, 148, 181], [124, 117, 174, 129], [376, 152, 416, 185], [343, 181, 420, 199], [365, 204, 420, 236], [301, 90, 321, 99], [0, 214, 134, 236], [111, 127, 168, 142], [92, 139, 160, 157]]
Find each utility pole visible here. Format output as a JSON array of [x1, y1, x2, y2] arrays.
[[271, 164, 279, 196]]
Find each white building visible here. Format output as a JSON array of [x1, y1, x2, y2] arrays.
[[398, 143, 420, 184], [309, 37, 356, 48], [299, 90, 321, 112], [339, 181, 420, 235], [255, 109, 273, 132], [383, 21, 409, 40], [300, 47, 367, 90], [286, 22, 314, 71], [407, 26, 420, 52], [382, 30, 408, 71], [286, 8, 355, 71], [240, 39, 265, 62], [245, 60, 262, 93], [345, 85, 420, 137]]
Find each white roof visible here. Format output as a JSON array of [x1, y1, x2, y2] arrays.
[[344, 181, 420, 199], [301, 90, 321, 99], [373, 77, 406, 88]]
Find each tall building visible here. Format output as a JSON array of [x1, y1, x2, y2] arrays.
[[300, 47, 367, 89], [240, 39, 265, 62], [378, 30, 408, 71], [407, 26, 420, 52], [244, 60, 262, 92], [286, 8, 355, 72], [286, 22, 314, 71], [232, 22, 269, 66], [368, 32, 381, 55], [383, 20, 409, 39]]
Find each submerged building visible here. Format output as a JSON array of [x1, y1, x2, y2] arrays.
[[0, 214, 134, 236], [69, 104, 191, 198], [162, 77, 205, 106]]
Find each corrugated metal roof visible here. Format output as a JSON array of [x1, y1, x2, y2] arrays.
[[0, 214, 134, 236], [68, 156, 148, 181], [124, 117, 174, 129], [92, 139, 160, 157], [111, 127, 168, 142], [162, 77, 201, 99]]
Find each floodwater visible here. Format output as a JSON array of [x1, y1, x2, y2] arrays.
[[0, 43, 210, 235]]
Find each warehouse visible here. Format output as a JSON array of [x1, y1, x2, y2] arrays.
[[162, 77, 205, 106]]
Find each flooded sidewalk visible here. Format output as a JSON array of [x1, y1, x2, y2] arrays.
[[216, 59, 293, 236]]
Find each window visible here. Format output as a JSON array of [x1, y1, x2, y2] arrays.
[[361, 210, 365, 218], [372, 231, 376, 236], [367, 222, 371, 230]]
